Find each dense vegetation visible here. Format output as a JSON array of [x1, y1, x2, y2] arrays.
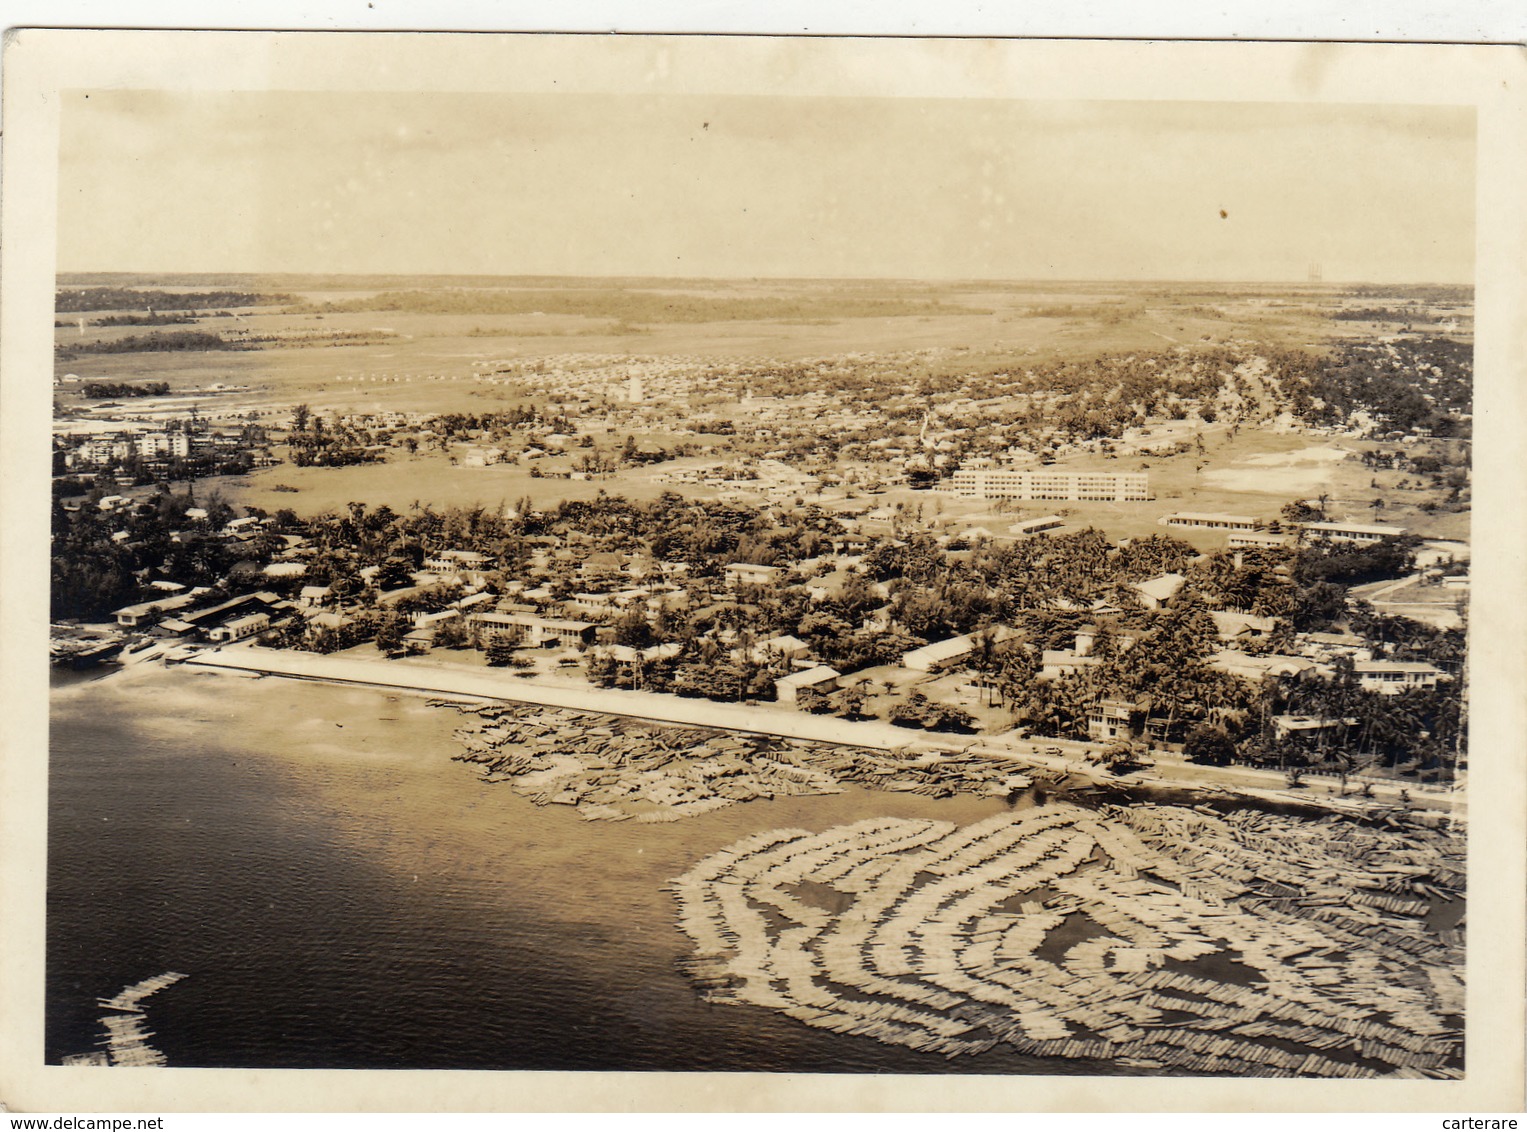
[[89, 313, 199, 327], [57, 331, 240, 357], [78, 381, 172, 399], [290, 288, 986, 324], [55, 288, 298, 312]]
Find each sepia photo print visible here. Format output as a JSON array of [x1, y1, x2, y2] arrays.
[[4, 30, 1524, 1114]]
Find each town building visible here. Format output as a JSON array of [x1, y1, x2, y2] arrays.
[[1086, 698, 1147, 742], [1355, 660, 1443, 694], [206, 612, 270, 643], [902, 627, 1020, 673], [951, 469, 1149, 503], [1270, 715, 1359, 742], [113, 592, 199, 628], [1158, 512, 1261, 532], [724, 563, 784, 588], [1209, 610, 1279, 644], [298, 585, 333, 609], [1228, 530, 1294, 549], [757, 634, 811, 661], [1010, 515, 1065, 537], [423, 549, 489, 573], [1299, 520, 1408, 544], [1131, 573, 1186, 610], [1208, 650, 1316, 683], [469, 611, 597, 648], [775, 665, 840, 706]]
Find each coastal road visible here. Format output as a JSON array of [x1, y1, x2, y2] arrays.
[[183, 644, 1464, 818], [185, 644, 968, 754]]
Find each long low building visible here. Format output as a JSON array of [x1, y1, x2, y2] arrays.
[[1159, 511, 1261, 532], [902, 626, 1021, 673], [114, 592, 199, 628], [1301, 520, 1408, 544], [950, 469, 1149, 503], [1010, 515, 1065, 537], [1355, 660, 1443, 694], [1158, 512, 1405, 546], [1228, 530, 1294, 549], [470, 611, 597, 647]]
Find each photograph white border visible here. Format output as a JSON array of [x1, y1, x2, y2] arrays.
[[2, 27, 1523, 1114]]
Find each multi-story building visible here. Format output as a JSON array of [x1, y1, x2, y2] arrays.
[[950, 469, 1149, 503], [1086, 698, 1147, 742], [135, 431, 191, 459]]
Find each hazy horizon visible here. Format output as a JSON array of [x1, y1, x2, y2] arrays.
[[59, 91, 1475, 285], [53, 271, 1473, 290]]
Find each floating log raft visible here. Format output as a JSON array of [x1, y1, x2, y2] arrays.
[[667, 804, 1463, 1079], [88, 972, 188, 1068]]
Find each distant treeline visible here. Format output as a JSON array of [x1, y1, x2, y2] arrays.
[[79, 381, 171, 398], [58, 328, 393, 359], [1339, 284, 1472, 305], [90, 313, 199, 326], [56, 331, 243, 357], [290, 288, 985, 324], [55, 288, 298, 313], [1331, 308, 1437, 324]]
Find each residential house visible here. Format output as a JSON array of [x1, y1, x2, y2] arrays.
[[1270, 715, 1359, 743], [1131, 573, 1187, 611], [1207, 650, 1317, 683], [725, 563, 784, 588]]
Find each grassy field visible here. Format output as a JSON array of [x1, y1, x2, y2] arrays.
[[219, 451, 712, 517]]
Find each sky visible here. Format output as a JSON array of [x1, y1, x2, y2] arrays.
[[56, 90, 1475, 283]]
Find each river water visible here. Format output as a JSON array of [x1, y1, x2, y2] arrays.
[[48, 663, 1130, 1075]]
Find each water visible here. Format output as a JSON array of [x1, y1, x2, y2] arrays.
[[48, 664, 1126, 1074]]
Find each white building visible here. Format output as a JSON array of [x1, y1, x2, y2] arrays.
[[207, 612, 270, 643], [724, 563, 784, 588], [1159, 512, 1261, 532], [1355, 660, 1443, 694], [1300, 520, 1408, 544], [951, 469, 1149, 503], [1010, 515, 1065, 537]]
